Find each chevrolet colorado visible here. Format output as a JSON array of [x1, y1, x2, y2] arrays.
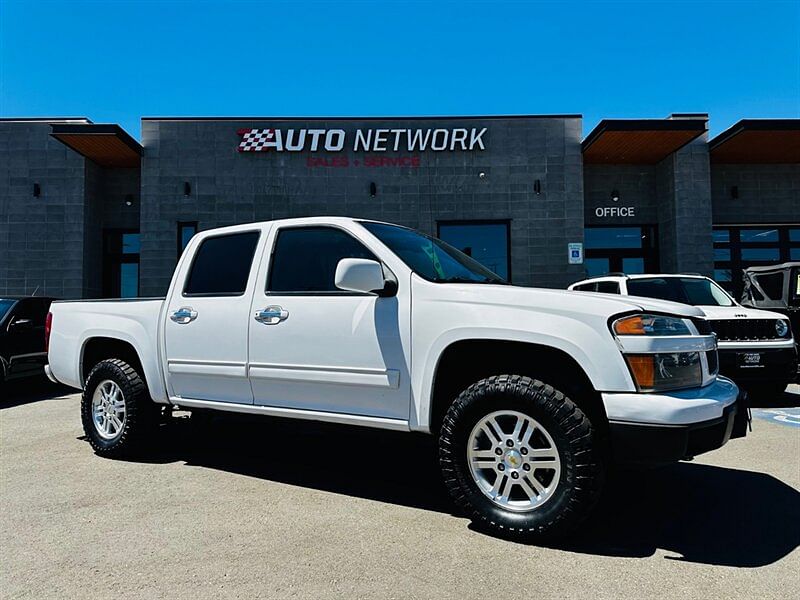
[[46, 218, 746, 540]]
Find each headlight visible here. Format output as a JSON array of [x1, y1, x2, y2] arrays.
[[613, 314, 692, 336], [612, 313, 708, 392], [625, 352, 702, 392], [775, 319, 791, 338]]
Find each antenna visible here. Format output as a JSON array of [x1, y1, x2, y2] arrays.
[[31, 285, 40, 297]]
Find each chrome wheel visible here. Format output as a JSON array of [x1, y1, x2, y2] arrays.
[[91, 379, 126, 440], [467, 410, 561, 512]]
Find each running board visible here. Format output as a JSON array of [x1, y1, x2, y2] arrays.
[[171, 397, 410, 432]]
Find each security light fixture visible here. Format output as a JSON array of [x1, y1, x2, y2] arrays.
[[534, 179, 541, 195], [369, 182, 377, 197], [183, 181, 191, 197], [33, 183, 41, 198], [611, 189, 620, 202], [478, 172, 486, 179], [125, 194, 134, 207], [731, 185, 739, 199]]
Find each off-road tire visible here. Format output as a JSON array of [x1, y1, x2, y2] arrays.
[[439, 374, 604, 541], [81, 359, 155, 458]]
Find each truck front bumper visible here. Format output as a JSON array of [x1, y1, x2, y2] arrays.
[[603, 377, 748, 465]]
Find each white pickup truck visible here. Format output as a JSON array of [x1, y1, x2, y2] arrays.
[[46, 217, 747, 540]]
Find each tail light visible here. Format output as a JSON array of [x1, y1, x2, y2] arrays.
[[45, 312, 53, 354]]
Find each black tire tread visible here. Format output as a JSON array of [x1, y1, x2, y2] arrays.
[[80, 358, 154, 458], [439, 374, 603, 540]]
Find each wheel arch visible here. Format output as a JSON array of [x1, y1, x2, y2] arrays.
[[80, 336, 148, 392], [427, 339, 608, 438]]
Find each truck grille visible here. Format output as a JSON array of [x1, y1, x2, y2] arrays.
[[709, 319, 779, 342]]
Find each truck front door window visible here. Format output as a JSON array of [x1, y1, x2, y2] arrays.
[[267, 227, 376, 293]]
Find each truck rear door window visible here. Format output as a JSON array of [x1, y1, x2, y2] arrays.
[[267, 227, 376, 293], [183, 232, 260, 296]]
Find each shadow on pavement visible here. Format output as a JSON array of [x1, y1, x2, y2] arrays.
[[116, 411, 798, 568], [0, 377, 74, 408], [548, 463, 800, 567], [747, 385, 800, 409]]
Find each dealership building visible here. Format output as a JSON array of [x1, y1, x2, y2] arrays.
[[0, 114, 797, 299]]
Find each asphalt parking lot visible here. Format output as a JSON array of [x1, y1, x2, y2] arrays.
[[1, 381, 798, 599]]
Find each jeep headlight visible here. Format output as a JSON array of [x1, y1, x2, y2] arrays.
[[775, 319, 791, 338], [612, 313, 711, 392]]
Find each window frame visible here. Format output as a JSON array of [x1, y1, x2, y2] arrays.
[[264, 224, 383, 297], [182, 230, 262, 298], [102, 228, 140, 299], [177, 221, 199, 259], [713, 223, 800, 296], [436, 219, 512, 283]]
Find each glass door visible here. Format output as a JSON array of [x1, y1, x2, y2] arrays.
[[584, 226, 658, 278], [103, 230, 140, 298]]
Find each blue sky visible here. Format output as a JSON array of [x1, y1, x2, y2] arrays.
[[1, 1, 798, 139]]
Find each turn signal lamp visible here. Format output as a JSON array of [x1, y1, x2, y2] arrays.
[[45, 312, 53, 353]]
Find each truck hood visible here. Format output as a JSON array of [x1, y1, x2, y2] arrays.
[[425, 283, 706, 320], [694, 304, 788, 321]]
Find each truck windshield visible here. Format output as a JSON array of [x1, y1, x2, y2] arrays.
[[361, 222, 508, 284], [0, 299, 16, 321], [627, 277, 735, 307]]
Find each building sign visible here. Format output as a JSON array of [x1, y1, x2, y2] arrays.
[[568, 242, 584, 265], [237, 127, 487, 153], [594, 206, 636, 218]]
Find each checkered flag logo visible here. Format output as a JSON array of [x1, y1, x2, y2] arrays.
[[237, 128, 275, 152]]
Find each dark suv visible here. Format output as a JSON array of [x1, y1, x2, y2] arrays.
[[0, 297, 56, 386]]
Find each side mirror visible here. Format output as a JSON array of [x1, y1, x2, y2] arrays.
[[9, 318, 33, 332], [335, 258, 388, 295]]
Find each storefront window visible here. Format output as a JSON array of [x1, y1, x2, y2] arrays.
[[584, 225, 658, 276], [740, 228, 779, 243], [103, 230, 140, 298], [437, 221, 510, 281], [178, 221, 199, 257], [712, 224, 800, 296]]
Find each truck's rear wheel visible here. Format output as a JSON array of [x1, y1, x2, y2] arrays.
[[439, 375, 603, 540], [81, 359, 154, 458]]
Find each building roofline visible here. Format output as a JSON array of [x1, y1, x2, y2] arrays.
[[0, 117, 93, 123], [141, 113, 583, 122]]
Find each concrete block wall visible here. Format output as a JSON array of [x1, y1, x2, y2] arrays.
[[583, 164, 659, 225], [711, 164, 800, 224], [656, 135, 714, 276], [139, 117, 585, 296], [0, 121, 88, 298]]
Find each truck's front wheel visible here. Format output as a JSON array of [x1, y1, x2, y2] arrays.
[[439, 375, 603, 541], [81, 359, 154, 458]]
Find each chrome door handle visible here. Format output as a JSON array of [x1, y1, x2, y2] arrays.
[[254, 306, 289, 325], [170, 307, 198, 324]]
